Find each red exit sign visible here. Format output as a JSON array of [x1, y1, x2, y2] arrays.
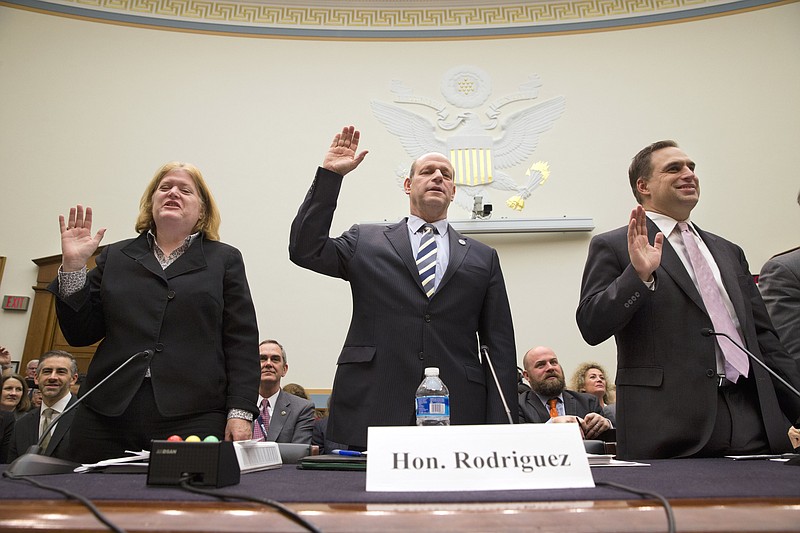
[[2, 295, 30, 311]]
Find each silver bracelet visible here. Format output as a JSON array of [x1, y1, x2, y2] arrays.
[[227, 408, 254, 422]]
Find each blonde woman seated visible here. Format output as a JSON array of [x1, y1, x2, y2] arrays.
[[571, 362, 616, 426]]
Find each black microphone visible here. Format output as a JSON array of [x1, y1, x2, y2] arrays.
[[700, 328, 800, 400], [479, 345, 514, 424], [5, 348, 154, 477], [702, 328, 800, 462]]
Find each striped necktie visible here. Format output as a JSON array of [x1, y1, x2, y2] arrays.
[[416, 224, 437, 298]]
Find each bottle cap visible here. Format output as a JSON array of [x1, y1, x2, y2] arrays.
[[424, 367, 439, 376]]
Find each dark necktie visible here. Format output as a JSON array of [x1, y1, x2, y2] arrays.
[[416, 224, 437, 298]]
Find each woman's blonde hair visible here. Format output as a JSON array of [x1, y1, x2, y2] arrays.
[[135, 161, 221, 240], [570, 361, 615, 404]]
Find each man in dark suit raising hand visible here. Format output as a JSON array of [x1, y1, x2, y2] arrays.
[[577, 140, 800, 460], [290, 125, 517, 449]]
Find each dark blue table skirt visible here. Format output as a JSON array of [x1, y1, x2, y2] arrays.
[[1, 458, 798, 504]]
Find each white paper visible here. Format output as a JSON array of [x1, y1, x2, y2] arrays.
[[366, 424, 594, 492], [232, 440, 282, 473], [74, 450, 150, 473]]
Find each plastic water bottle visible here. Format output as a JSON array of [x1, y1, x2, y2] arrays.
[[415, 367, 450, 426]]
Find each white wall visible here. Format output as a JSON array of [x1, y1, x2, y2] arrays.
[[1, 4, 799, 389]]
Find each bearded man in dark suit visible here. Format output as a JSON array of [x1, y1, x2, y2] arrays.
[[518, 346, 612, 440]]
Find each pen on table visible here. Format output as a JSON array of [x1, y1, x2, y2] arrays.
[[331, 449, 366, 457]]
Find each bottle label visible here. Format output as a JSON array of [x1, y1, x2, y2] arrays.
[[416, 396, 450, 417]]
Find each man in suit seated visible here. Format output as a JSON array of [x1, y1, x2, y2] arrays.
[[253, 340, 314, 444], [8, 350, 78, 462], [518, 346, 612, 440], [312, 397, 347, 455]]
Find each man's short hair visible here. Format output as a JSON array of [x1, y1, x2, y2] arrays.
[[37, 350, 78, 377], [409, 158, 420, 179], [628, 140, 679, 203], [259, 339, 287, 364], [408, 152, 451, 180]]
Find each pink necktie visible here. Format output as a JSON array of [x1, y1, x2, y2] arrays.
[[252, 400, 270, 441], [678, 222, 749, 382]]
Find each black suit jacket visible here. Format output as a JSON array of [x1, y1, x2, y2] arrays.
[[518, 389, 604, 424], [1, 410, 14, 463], [47, 232, 260, 418], [577, 219, 800, 459], [311, 416, 347, 455], [7, 395, 77, 462], [289, 168, 517, 448], [759, 247, 800, 364]]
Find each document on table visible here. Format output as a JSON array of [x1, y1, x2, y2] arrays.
[[74, 450, 150, 473], [588, 454, 649, 467]]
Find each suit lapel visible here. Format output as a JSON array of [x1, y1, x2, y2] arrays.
[[562, 392, 578, 417], [46, 396, 77, 454], [696, 225, 749, 330], [26, 408, 40, 444], [385, 220, 427, 295], [437, 226, 469, 293], [121, 233, 167, 281], [648, 219, 707, 313], [121, 232, 208, 281], [526, 393, 550, 422], [164, 236, 208, 279], [384, 221, 470, 298], [266, 391, 287, 441]]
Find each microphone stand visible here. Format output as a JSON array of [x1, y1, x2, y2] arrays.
[[479, 345, 514, 424], [5, 349, 154, 477], [700, 329, 800, 399], [701, 329, 800, 464]]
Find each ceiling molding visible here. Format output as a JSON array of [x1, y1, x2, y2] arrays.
[[2, 0, 792, 37]]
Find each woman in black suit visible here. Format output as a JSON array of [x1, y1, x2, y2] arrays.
[[50, 162, 260, 463]]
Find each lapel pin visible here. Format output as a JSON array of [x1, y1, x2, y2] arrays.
[[458, 239, 466, 246], [281, 410, 287, 416]]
